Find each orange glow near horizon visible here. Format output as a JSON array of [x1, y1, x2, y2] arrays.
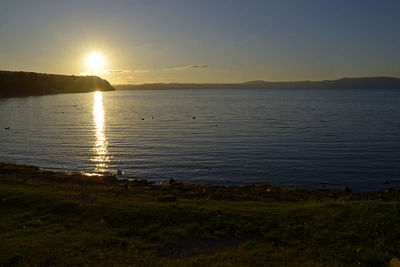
[[92, 91, 110, 172]]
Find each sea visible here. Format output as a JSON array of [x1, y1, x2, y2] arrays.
[[1, 88, 400, 192]]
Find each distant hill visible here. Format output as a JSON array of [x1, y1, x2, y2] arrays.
[[115, 77, 400, 90], [0, 71, 115, 98]]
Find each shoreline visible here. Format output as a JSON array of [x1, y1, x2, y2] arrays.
[[1, 162, 399, 202]]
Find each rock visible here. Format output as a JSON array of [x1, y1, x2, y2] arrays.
[[169, 178, 177, 185], [342, 186, 352, 193], [390, 258, 400, 267]]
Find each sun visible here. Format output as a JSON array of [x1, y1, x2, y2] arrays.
[[85, 52, 105, 73]]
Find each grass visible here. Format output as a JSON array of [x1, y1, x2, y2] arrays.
[[1, 163, 400, 266]]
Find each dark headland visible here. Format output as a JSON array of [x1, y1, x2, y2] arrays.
[[0, 70, 115, 98], [2, 162, 400, 266], [115, 76, 400, 90]]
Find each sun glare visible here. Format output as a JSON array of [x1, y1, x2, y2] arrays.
[[85, 52, 105, 73], [92, 91, 109, 172]]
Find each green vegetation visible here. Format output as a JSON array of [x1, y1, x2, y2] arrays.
[[0, 71, 115, 98], [1, 163, 400, 266]]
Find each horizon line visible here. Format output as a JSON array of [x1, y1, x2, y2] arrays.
[[111, 75, 400, 86]]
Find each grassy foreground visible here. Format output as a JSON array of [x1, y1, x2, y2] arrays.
[[1, 163, 400, 266]]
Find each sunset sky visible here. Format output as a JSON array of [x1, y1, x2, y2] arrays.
[[1, 0, 399, 84]]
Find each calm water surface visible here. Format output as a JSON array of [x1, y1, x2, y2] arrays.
[[1, 89, 400, 192]]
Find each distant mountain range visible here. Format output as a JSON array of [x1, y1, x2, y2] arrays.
[[1, 72, 399, 98], [0, 71, 115, 98], [115, 77, 400, 90]]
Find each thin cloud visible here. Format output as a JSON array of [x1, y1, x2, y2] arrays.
[[173, 65, 208, 70], [134, 69, 150, 73], [104, 69, 131, 74]]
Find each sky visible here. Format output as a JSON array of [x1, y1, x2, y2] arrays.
[[0, 0, 399, 84]]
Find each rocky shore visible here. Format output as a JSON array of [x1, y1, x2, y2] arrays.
[[2, 163, 399, 202]]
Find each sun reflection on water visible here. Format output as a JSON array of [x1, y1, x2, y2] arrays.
[[92, 91, 110, 172]]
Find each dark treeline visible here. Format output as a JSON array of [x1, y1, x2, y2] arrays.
[[115, 76, 400, 90], [0, 70, 115, 98]]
